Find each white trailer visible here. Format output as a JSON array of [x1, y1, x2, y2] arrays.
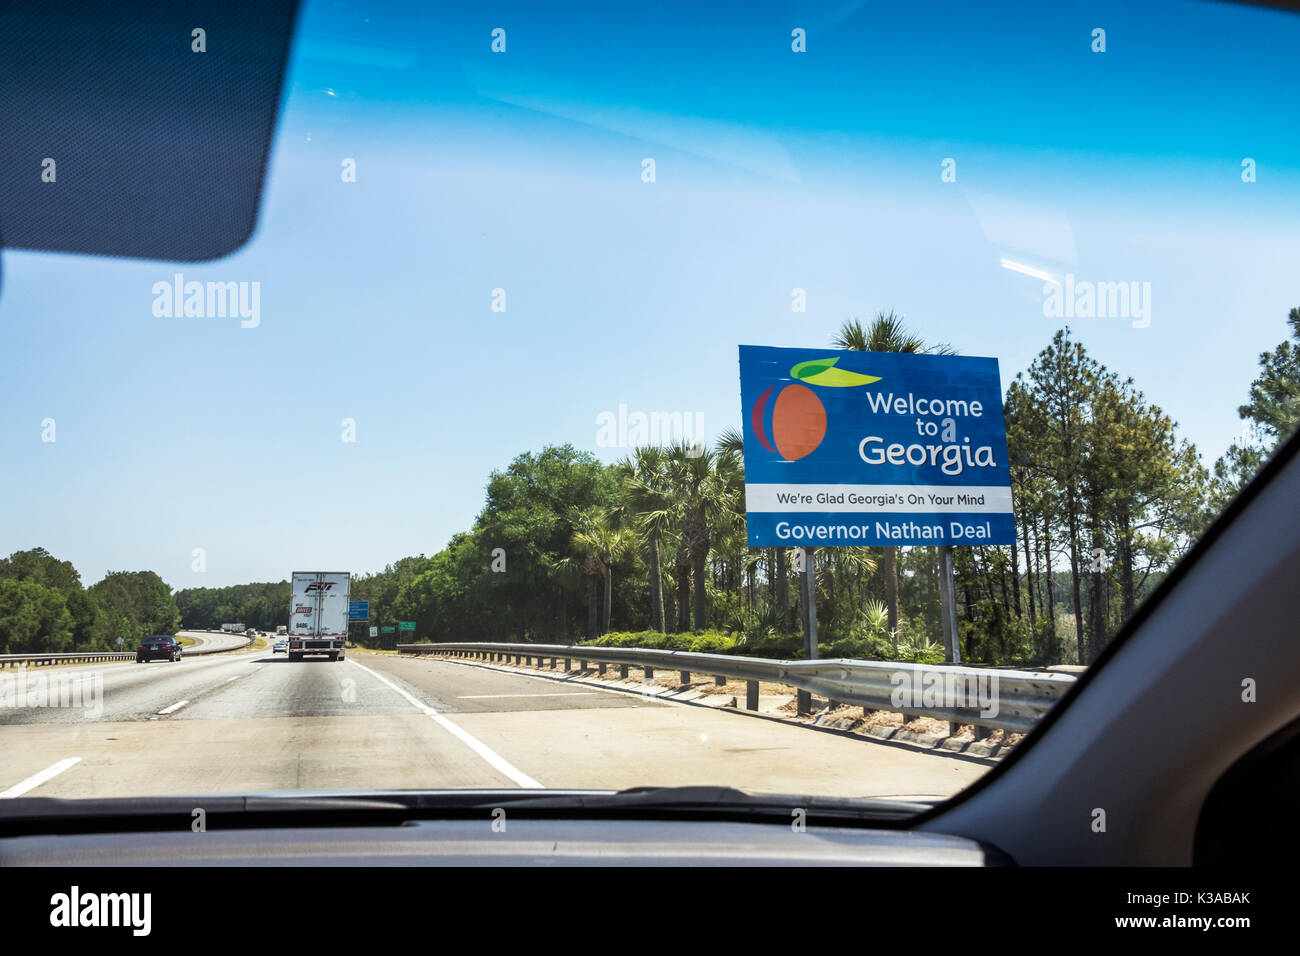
[[287, 571, 350, 661]]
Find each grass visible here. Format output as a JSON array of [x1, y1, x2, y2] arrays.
[[347, 644, 399, 655]]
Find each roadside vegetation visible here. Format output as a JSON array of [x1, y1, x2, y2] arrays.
[[346, 312, 1300, 667], [4, 312, 1296, 665]]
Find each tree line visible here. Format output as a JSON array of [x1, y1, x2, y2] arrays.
[[347, 311, 1298, 666], [0, 550, 179, 654], [174, 582, 291, 632], [4, 310, 1295, 664]]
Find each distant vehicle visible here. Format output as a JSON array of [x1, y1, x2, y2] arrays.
[[287, 571, 350, 662], [221, 623, 245, 633], [276, 625, 288, 636], [273, 640, 287, 654], [136, 635, 182, 663], [246, 629, 256, 637]]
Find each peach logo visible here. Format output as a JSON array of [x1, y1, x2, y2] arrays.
[[751, 358, 880, 462]]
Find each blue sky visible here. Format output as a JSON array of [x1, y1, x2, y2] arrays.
[[3, 0, 1299, 588]]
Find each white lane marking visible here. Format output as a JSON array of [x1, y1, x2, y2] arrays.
[[157, 700, 189, 715], [456, 692, 599, 699], [1, 758, 82, 799], [225, 675, 241, 682], [346, 658, 542, 789]]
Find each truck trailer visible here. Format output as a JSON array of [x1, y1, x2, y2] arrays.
[[287, 571, 350, 661]]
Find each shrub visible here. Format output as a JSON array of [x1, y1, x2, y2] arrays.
[[579, 629, 737, 654]]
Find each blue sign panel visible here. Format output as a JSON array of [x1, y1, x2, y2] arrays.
[[739, 345, 1015, 547], [348, 601, 369, 621]]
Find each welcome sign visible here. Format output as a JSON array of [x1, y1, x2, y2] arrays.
[[739, 345, 1015, 547]]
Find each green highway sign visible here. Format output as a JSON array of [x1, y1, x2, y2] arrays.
[[398, 621, 416, 631], [380, 625, 395, 634]]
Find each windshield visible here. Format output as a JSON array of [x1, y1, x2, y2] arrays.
[[1, 0, 1298, 812]]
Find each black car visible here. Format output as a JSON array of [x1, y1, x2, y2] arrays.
[[136, 635, 182, 663]]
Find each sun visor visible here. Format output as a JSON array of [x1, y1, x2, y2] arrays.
[[0, 0, 299, 262]]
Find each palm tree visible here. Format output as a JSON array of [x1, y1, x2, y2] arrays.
[[664, 441, 744, 631], [715, 427, 744, 460], [832, 310, 955, 356], [618, 446, 673, 632], [564, 507, 633, 638], [672, 537, 692, 632], [832, 310, 955, 638]]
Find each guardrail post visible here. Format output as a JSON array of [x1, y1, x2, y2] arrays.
[[598, 662, 606, 676], [746, 680, 759, 711], [796, 690, 812, 715], [564, 658, 571, 671], [644, 666, 654, 682], [714, 675, 726, 686], [578, 659, 586, 670], [618, 664, 628, 679], [679, 670, 690, 685]]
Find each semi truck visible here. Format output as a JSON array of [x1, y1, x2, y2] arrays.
[[287, 571, 350, 661]]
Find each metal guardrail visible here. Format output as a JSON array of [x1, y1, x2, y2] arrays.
[[0, 632, 254, 668], [0, 651, 136, 667], [398, 642, 1078, 735]]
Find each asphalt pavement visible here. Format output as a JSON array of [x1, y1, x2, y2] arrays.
[[0, 646, 991, 800]]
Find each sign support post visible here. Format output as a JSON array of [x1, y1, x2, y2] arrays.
[[797, 546, 818, 715], [937, 545, 961, 664]]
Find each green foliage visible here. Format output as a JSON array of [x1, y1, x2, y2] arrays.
[[1209, 306, 1300, 510], [1002, 328, 1209, 664], [89, 571, 180, 641], [0, 549, 181, 653], [9, 311, 1284, 668], [580, 629, 737, 654], [732, 631, 804, 659], [0, 578, 75, 654], [175, 580, 290, 631]]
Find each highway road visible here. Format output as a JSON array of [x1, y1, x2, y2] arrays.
[[0, 646, 992, 800], [179, 630, 254, 654]]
